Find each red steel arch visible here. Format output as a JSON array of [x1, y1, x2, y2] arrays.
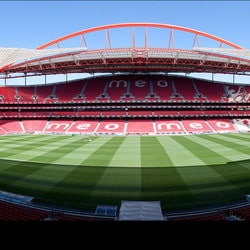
[[36, 22, 243, 50]]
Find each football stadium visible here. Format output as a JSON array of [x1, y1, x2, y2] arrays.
[[0, 22, 249, 221]]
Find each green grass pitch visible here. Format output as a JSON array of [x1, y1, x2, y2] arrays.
[[0, 133, 249, 212]]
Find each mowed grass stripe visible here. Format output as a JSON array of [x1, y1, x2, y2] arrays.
[[75, 136, 115, 166], [171, 136, 228, 165], [0, 134, 64, 146], [0, 135, 58, 156], [140, 136, 173, 167], [161, 135, 248, 205], [108, 136, 141, 167], [0, 160, 43, 193], [140, 137, 195, 207], [40, 166, 114, 209], [200, 134, 250, 152], [156, 136, 205, 167], [12, 164, 78, 198], [81, 136, 125, 167], [46, 166, 194, 210], [236, 158, 250, 170], [53, 136, 127, 166], [0, 135, 73, 160], [0, 134, 45, 144], [175, 165, 242, 207], [0, 134, 249, 211], [0, 157, 34, 172], [0, 135, 86, 163], [46, 136, 110, 166], [209, 160, 250, 201], [0, 137, 70, 161], [140, 167, 195, 210], [190, 135, 249, 162], [89, 167, 143, 203], [221, 133, 250, 142], [30, 137, 100, 164], [215, 133, 250, 145]]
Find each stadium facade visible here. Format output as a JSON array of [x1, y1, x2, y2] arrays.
[[0, 22, 249, 134], [0, 23, 249, 221]]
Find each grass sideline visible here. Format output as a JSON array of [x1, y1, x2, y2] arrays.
[[0, 133, 249, 212]]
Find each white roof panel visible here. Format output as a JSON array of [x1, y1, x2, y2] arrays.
[[118, 200, 165, 221], [0, 47, 87, 69]]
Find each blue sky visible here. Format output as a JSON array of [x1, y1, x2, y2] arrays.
[[1, 1, 250, 49], [1, 1, 250, 84]]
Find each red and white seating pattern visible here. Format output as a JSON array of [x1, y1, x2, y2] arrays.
[[194, 79, 225, 101], [95, 120, 125, 134], [231, 119, 250, 132], [65, 120, 98, 134], [151, 76, 172, 101], [126, 119, 155, 134], [155, 120, 185, 134], [22, 120, 48, 133], [181, 119, 215, 133], [0, 75, 249, 103], [54, 80, 86, 102], [208, 119, 237, 133], [225, 84, 249, 102], [0, 120, 24, 133], [0, 118, 248, 135], [173, 77, 195, 101], [129, 75, 151, 101], [106, 77, 128, 101], [0, 75, 248, 136]]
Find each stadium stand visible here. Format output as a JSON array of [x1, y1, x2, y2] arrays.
[[0, 74, 249, 136], [0, 22, 249, 221]]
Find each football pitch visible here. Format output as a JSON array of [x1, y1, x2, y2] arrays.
[[0, 133, 249, 212]]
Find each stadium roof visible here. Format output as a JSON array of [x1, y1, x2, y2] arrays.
[[1, 22, 250, 78], [193, 47, 250, 58]]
